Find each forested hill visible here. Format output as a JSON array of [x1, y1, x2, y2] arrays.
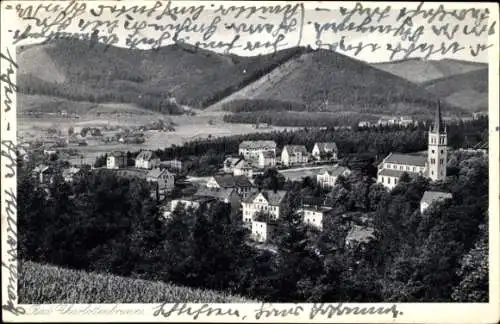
[[219, 49, 466, 117], [18, 38, 473, 117], [17, 38, 309, 112], [422, 68, 489, 112], [371, 58, 487, 84]]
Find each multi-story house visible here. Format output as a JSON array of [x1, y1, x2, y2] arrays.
[[223, 157, 253, 177], [239, 140, 277, 162], [147, 168, 176, 201], [242, 190, 288, 242], [258, 150, 276, 169], [106, 151, 127, 169], [135, 150, 161, 169], [312, 142, 338, 161], [296, 205, 334, 231], [242, 189, 287, 224], [420, 191, 453, 214], [281, 145, 309, 166], [206, 175, 254, 199], [195, 187, 242, 215], [316, 165, 351, 188]]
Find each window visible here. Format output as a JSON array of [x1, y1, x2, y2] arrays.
[[381, 177, 384, 183], [440, 159, 444, 165], [432, 150, 435, 154], [440, 150, 444, 154], [431, 171, 434, 175], [413, 167, 416, 172], [400, 166, 403, 170], [431, 158, 436, 164], [388, 178, 391, 184]]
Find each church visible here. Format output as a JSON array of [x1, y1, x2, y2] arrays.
[[377, 103, 448, 190]]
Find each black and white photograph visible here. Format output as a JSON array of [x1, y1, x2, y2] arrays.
[[1, 1, 499, 322]]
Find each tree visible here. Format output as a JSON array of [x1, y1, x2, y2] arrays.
[[452, 226, 488, 302]]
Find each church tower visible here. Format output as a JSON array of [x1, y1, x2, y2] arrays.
[[427, 101, 447, 181]]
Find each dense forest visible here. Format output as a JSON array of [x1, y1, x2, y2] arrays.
[[18, 118, 489, 302]]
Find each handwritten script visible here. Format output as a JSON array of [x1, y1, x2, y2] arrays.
[[4, 0, 496, 61], [152, 302, 402, 320]]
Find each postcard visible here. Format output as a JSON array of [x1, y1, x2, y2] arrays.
[[2, 1, 499, 323]]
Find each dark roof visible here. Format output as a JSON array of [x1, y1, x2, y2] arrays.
[[136, 150, 159, 161], [213, 175, 252, 188], [110, 151, 126, 158], [319, 165, 350, 177], [194, 187, 238, 201], [378, 169, 407, 178], [432, 101, 446, 134], [239, 140, 277, 150], [283, 145, 308, 155], [383, 152, 427, 167], [243, 190, 287, 205], [147, 168, 173, 179], [315, 142, 338, 152], [421, 191, 453, 204]]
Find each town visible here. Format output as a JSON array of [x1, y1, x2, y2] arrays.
[[24, 103, 486, 250]]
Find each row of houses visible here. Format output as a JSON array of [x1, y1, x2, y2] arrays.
[[358, 116, 418, 128], [237, 141, 339, 169]]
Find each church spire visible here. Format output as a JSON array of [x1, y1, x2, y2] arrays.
[[432, 101, 445, 133]]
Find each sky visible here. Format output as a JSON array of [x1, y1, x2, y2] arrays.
[[5, 1, 496, 63]]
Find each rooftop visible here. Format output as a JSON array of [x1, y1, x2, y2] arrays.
[[283, 145, 308, 155], [244, 190, 287, 205], [421, 191, 453, 205], [383, 152, 427, 167], [213, 175, 252, 188], [136, 150, 159, 161], [239, 140, 277, 150], [315, 142, 338, 152]]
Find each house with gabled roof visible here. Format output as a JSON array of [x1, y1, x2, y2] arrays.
[[281, 145, 309, 166], [242, 189, 288, 242], [206, 174, 254, 198], [107, 151, 127, 169], [194, 187, 242, 214], [239, 140, 277, 162], [316, 165, 351, 188], [420, 191, 453, 214], [242, 190, 288, 224], [135, 150, 160, 169], [296, 205, 334, 231], [146, 168, 175, 201], [258, 150, 276, 168], [223, 156, 253, 177], [312, 142, 338, 161]]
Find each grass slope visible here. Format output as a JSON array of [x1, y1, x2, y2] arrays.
[[220, 49, 465, 117], [422, 68, 488, 112], [17, 39, 307, 110], [19, 261, 254, 303], [371, 58, 487, 84]]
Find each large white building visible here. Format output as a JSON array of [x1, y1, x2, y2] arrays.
[[316, 165, 351, 188], [281, 145, 309, 166], [135, 150, 161, 169], [296, 206, 334, 231], [239, 140, 277, 162], [377, 103, 448, 190], [107, 151, 127, 169]]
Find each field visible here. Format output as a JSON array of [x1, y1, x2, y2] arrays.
[[18, 95, 297, 165], [278, 166, 327, 182], [19, 261, 254, 303]]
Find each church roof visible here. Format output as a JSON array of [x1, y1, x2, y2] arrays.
[[378, 169, 409, 178], [383, 153, 427, 167], [432, 101, 446, 133]]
